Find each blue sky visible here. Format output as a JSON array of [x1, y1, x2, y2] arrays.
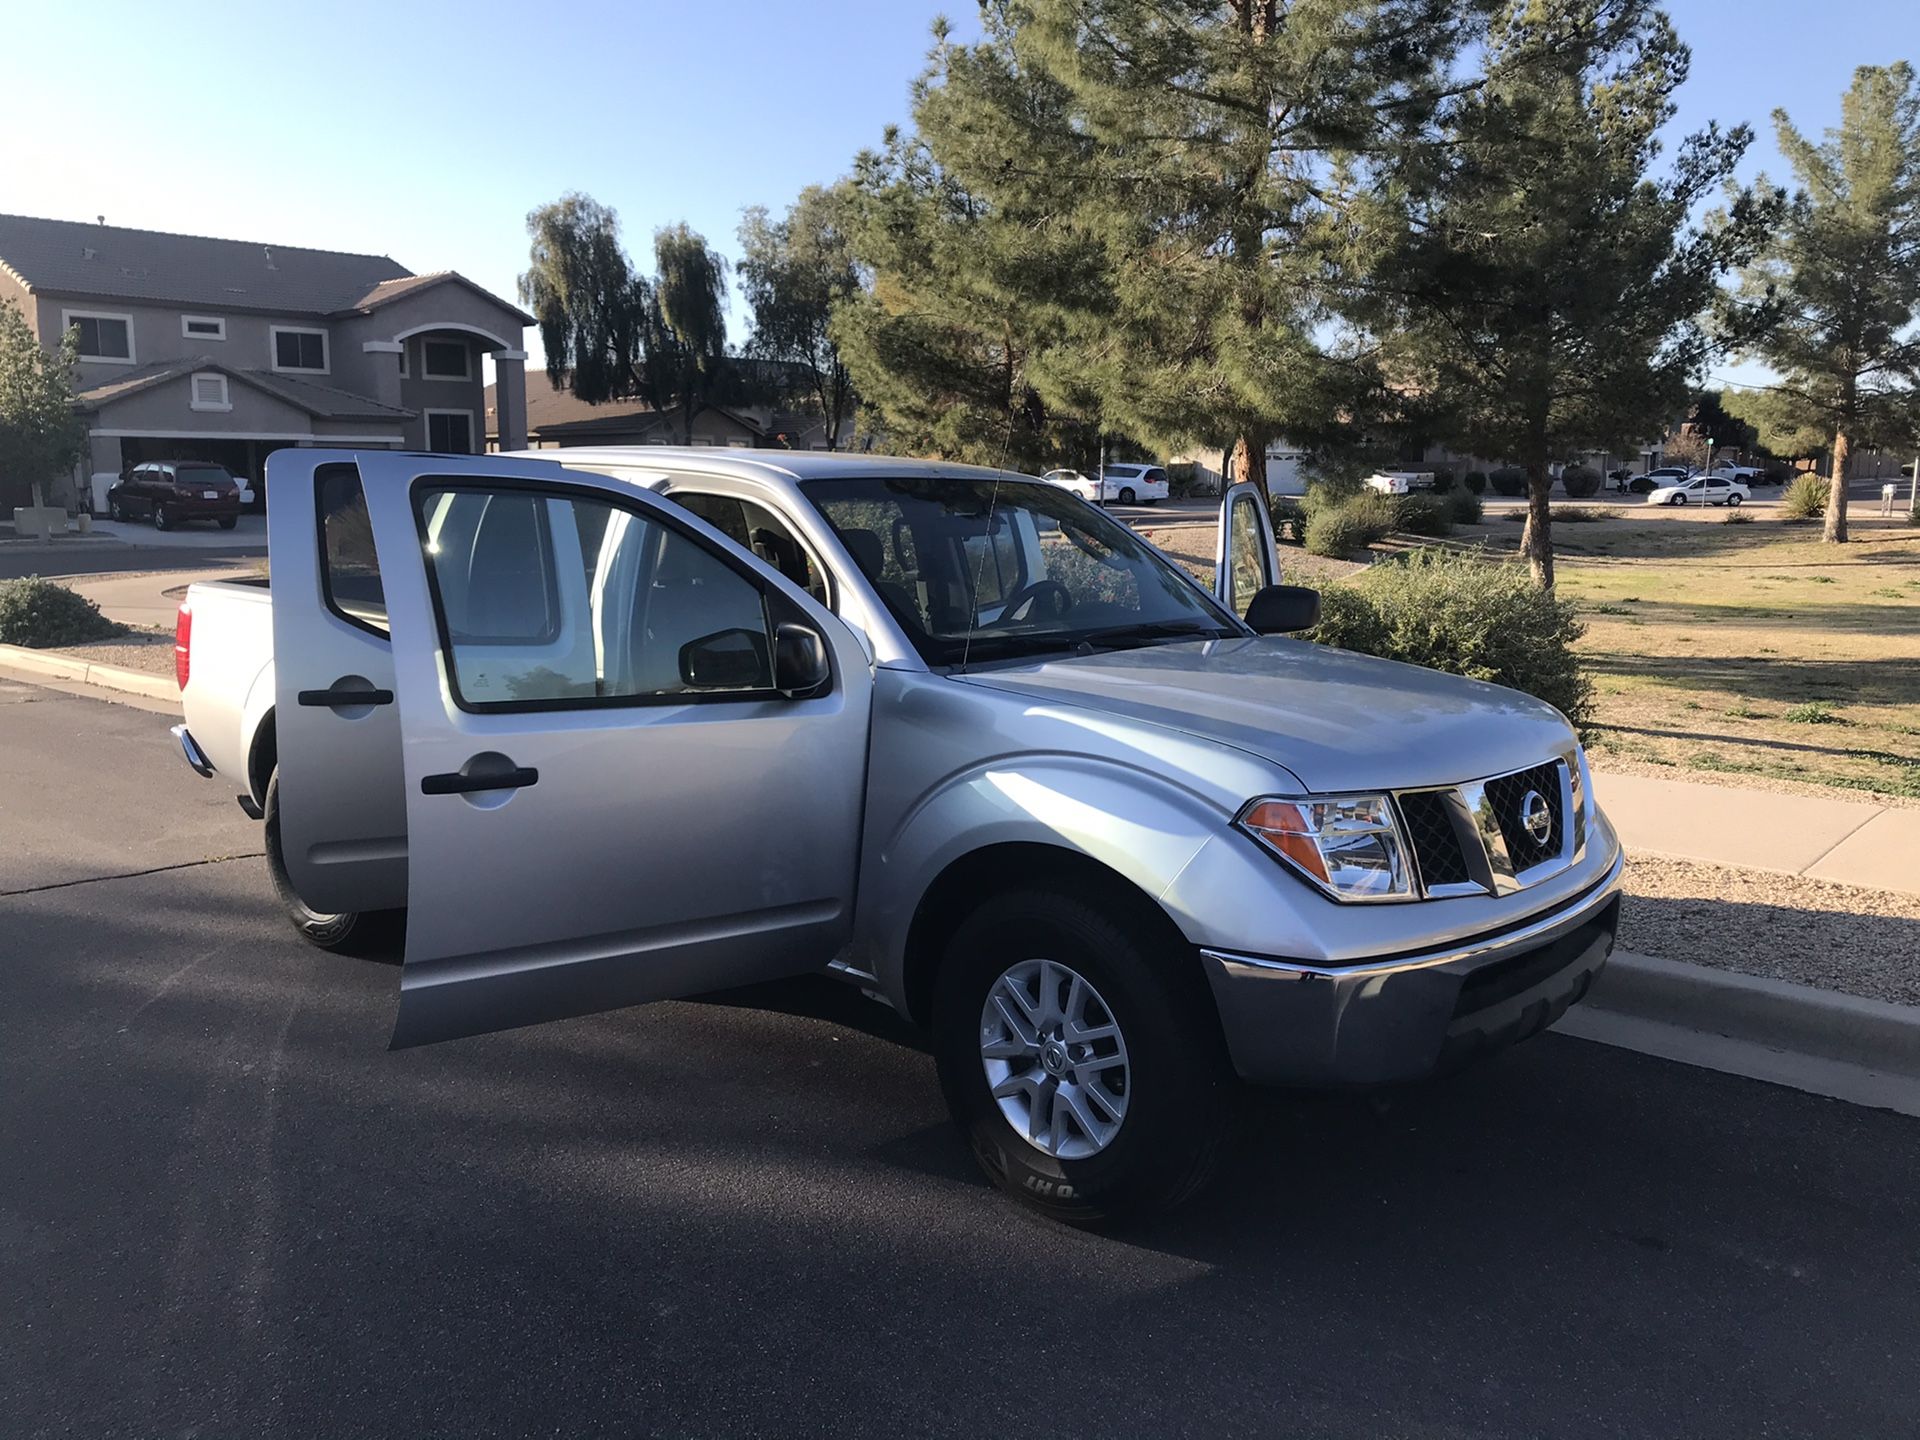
[[4, 0, 1915, 382]]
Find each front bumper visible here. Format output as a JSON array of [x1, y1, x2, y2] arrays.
[[1200, 848, 1623, 1087]]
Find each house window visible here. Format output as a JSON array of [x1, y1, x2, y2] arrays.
[[271, 326, 328, 373], [421, 339, 471, 380], [398, 344, 409, 378], [181, 315, 226, 341], [63, 310, 134, 363], [189, 372, 231, 412], [426, 410, 475, 454]]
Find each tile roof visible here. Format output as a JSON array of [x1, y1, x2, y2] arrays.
[[484, 370, 766, 440], [0, 213, 411, 314], [73, 357, 413, 422], [336, 270, 533, 324]]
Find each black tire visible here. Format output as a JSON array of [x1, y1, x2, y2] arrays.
[[933, 887, 1238, 1222], [217, 515, 238, 530], [153, 505, 173, 531], [263, 769, 400, 955], [1727, 493, 1743, 507], [1118, 486, 1136, 505]]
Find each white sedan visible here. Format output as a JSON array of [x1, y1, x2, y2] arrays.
[[1648, 473, 1750, 507], [1039, 464, 1170, 505]]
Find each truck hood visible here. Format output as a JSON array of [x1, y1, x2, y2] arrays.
[[956, 637, 1575, 793]]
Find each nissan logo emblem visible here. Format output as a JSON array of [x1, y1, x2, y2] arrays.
[[1521, 790, 1554, 847]]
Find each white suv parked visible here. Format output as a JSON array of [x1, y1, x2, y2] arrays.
[[1041, 465, 1169, 505]]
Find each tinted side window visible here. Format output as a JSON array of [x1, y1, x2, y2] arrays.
[[671, 490, 829, 607], [317, 465, 388, 635]]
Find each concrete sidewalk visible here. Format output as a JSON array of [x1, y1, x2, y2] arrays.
[[1592, 769, 1920, 898], [64, 563, 261, 631]]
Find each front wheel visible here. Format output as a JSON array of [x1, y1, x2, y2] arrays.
[[933, 888, 1238, 1222], [1671, 493, 1687, 505], [263, 769, 400, 955], [153, 506, 173, 530]]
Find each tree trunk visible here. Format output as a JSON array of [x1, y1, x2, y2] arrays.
[[1230, 434, 1269, 504], [1519, 452, 1555, 590], [1825, 429, 1850, 543]]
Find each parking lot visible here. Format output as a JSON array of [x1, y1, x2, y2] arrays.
[[3, 675, 1918, 1438]]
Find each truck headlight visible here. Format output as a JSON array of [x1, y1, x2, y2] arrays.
[[1236, 794, 1414, 902]]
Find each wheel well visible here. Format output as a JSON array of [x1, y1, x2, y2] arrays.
[[900, 843, 1192, 1028], [247, 710, 277, 805]]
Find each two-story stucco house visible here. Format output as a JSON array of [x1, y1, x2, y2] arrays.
[[0, 213, 533, 509]]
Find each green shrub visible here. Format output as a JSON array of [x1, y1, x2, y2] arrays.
[[1782, 701, 1842, 725], [1309, 550, 1592, 732], [1463, 471, 1489, 495], [1446, 488, 1484, 525], [1781, 473, 1828, 520], [1300, 477, 1364, 517], [1393, 492, 1455, 537], [1270, 498, 1306, 544], [1304, 493, 1397, 557], [1488, 466, 1528, 497], [1560, 465, 1603, 498], [0, 577, 126, 648]]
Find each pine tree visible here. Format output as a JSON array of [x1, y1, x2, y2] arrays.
[[1373, 0, 1771, 587], [841, 2, 1470, 491], [1737, 63, 1920, 543]]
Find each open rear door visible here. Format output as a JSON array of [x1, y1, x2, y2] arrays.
[[341, 452, 873, 1048], [268, 452, 408, 913], [1214, 480, 1281, 620]]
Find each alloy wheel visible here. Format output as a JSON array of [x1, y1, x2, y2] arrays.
[[979, 958, 1131, 1160]]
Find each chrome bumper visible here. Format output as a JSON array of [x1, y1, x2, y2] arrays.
[[1200, 848, 1625, 1087], [171, 723, 215, 779]]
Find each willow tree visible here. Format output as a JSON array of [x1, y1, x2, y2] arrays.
[[517, 193, 646, 404], [842, 2, 1471, 494], [740, 186, 861, 449], [1737, 63, 1920, 543]]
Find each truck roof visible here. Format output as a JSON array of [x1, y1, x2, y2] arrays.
[[495, 446, 1037, 487]]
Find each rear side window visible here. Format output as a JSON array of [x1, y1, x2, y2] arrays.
[[317, 465, 388, 635]]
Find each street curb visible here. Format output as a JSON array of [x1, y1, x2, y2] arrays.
[[1583, 951, 1920, 1078], [0, 644, 179, 702]]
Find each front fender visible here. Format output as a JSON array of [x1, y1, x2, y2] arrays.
[[860, 754, 1232, 1007]]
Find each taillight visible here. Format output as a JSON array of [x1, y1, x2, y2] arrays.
[[174, 602, 192, 690]]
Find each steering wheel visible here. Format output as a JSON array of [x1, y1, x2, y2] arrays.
[[999, 578, 1074, 623]]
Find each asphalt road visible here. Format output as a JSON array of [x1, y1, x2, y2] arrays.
[[4, 678, 1919, 1438], [0, 544, 264, 582]]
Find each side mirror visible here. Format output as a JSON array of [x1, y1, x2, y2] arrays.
[[773, 621, 831, 698], [1244, 584, 1321, 635], [678, 627, 770, 690]]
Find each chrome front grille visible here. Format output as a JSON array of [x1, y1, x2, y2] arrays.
[[1396, 756, 1580, 899]]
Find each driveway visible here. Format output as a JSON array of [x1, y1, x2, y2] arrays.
[[3, 679, 1918, 1438]]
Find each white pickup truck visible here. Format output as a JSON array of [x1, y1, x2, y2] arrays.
[[174, 447, 1621, 1219]]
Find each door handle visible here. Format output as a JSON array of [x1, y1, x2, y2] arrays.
[[420, 765, 540, 796], [298, 685, 394, 708]]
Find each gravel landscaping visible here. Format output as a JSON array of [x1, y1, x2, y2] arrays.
[[1621, 854, 1920, 1006], [43, 629, 175, 676]]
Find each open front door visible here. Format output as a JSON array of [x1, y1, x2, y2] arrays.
[[1213, 481, 1281, 620], [344, 452, 873, 1048]]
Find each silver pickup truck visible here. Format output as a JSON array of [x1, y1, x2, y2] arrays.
[[174, 447, 1622, 1219]]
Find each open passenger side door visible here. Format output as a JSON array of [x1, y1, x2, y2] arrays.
[[287, 451, 875, 1048], [1214, 480, 1281, 620]]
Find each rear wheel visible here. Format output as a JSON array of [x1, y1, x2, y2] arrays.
[[1727, 493, 1743, 507], [217, 515, 238, 530], [263, 768, 400, 955], [933, 887, 1237, 1222], [1118, 486, 1137, 505]]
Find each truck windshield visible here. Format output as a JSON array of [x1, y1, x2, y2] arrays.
[[805, 475, 1241, 667]]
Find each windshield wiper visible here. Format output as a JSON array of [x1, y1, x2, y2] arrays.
[[1077, 620, 1237, 650]]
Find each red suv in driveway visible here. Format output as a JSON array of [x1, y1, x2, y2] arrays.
[[108, 462, 244, 530]]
